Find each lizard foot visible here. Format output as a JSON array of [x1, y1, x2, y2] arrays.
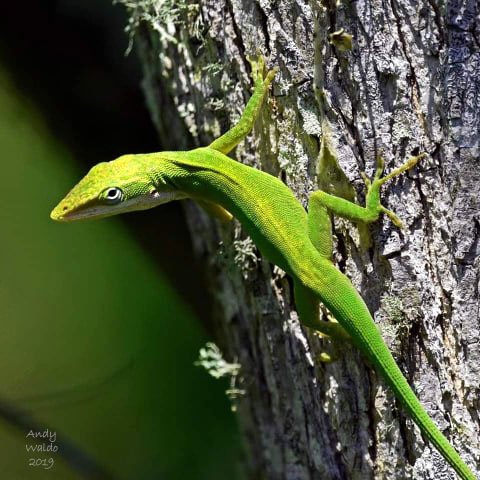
[[360, 153, 426, 229], [247, 53, 278, 91]]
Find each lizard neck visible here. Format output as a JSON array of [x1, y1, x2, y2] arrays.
[[145, 148, 250, 210]]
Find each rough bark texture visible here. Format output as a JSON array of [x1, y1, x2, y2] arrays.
[[118, 1, 479, 478]]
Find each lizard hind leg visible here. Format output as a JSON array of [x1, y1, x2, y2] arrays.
[[293, 281, 351, 363]]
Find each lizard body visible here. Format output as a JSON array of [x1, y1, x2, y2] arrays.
[[51, 59, 477, 480]]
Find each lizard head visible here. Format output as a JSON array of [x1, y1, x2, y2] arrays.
[[51, 154, 183, 222]]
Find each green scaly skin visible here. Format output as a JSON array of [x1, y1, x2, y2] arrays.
[[51, 58, 477, 480]]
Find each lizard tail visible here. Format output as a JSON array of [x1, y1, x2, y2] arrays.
[[305, 259, 477, 480]]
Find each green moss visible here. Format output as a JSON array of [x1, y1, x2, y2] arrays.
[[376, 294, 409, 355], [381, 295, 406, 325], [378, 288, 421, 354]]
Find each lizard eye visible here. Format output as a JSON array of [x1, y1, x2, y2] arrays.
[[103, 187, 123, 204]]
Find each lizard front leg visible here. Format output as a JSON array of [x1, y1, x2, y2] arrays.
[[208, 55, 277, 155], [199, 56, 277, 222]]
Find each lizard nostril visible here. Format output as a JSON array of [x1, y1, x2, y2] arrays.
[[63, 205, 68, 211]]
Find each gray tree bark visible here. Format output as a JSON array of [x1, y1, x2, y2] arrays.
[[117, 1, 479, 478]]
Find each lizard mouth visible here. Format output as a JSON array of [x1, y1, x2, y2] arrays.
[[50, 200, 99, 222], [50, 190, 120, 221], [50, 202, 110, 222]]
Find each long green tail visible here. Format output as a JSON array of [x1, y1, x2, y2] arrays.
[[309, 260, 477, 480]]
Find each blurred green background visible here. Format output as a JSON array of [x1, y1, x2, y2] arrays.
[[0, 1, 243, 479]]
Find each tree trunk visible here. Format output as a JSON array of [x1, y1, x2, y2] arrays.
[[117, 1, 479, 478]]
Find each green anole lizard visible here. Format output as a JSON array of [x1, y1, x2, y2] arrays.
[[51, 58, 477, 480]]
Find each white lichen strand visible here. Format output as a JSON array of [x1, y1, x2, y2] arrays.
[[195, 342, 245, 410]]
